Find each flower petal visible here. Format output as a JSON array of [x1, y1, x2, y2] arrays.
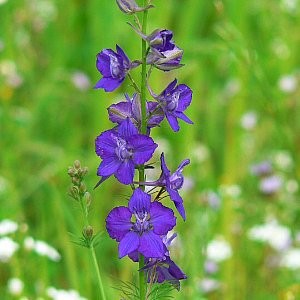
[[175, 111, 193, 125], [166, 114, 179, 132], [130, 135, 158, 165], [118, 231, 140, 258], [139, 231, 165, 258], [160, 153, 171, 177], [128, 188, 151, 214], [118, 118, 138, 138], [116, 44, 130, 68], [95, 130, 117, 157], [94, 77, 124, 92], [98, 156, 121, 177], [150, 202, 176, 235], [106, 206, 132, 242], [176, 84, 192, 112], [108, 101, 132, 124], [96, 50, 112, 77], [166, 188, 186, 220], [177, 159, 190, 172], [115, 160, 135, 185]]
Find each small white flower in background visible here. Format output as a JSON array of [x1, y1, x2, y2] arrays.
[[0, 219, 18, 236], [240, 111, 257, 130], [273, 150, 293, 171], [281, 0, 298, 13], [198, 278, 220, 294], [248, 220, 291, 251], [223, 78, 241, 98], [0, 0, 8, 5], [259, 175, 282, 195], [280, 248, 300, 270], [0, 237, 19, 262], [206, 237, 232, 263], [220, 184, 242, 198], [71, 71, 91, 91], [0, 60, 23, 88], [285, 179, 299, 194], [202, 190, 221, 210], [204, 260, 218, 274], [23, 237, 61, 262], [278, 74, 297, 93], [7, 278, 24, 296], [191, 143, 210, 163], [47, 287, 87, 300]]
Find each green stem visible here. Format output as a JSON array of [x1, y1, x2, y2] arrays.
[[139, 2, 149, 299], [91, 245, 107, 300]]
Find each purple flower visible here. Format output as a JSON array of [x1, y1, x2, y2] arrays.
[[154, 79, 193, 132], [94, 45, 130, 92], [116, 0, 154, 14], [95, 118, 157, 185], [108, 94, 164, 133], [250, 161, 273, 177], [147, 29, 176, 52], [106, 188, 176, 258]]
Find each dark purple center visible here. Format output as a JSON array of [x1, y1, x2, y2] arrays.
[[132, 211, 152, 234]]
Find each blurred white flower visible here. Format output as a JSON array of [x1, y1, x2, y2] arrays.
[[248, 220, 291, 251], [285, 179, 299, 194], [273, 150, 293, 171], [240, 111, 257, 130], [281, 0, 298, 13], [259, 175, 282, 195], [223, 78, 241, 98], [0, 237, 19, 262], [191, 143, 210, 163], [0, 219, 18, 236], [280, 248, 300, 270], [23, 237, 61, 261], [278, 74, 297, 93], [204, 260, 218, 274], [206, 237, 232, 263], [0, 60, 23, 88], [198, 278, 220, 294], [47, 287, 87, 300], [0, 0, 8, 5], [7, 278, 24, 296], [71, 71, 91, 91]]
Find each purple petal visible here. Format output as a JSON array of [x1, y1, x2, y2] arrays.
[[115, 160, 135, 185], [94, 77, 124, 92], [128, 250, 139, 262], [160, 79, 177, 98], [128, 188, 151, 214], [119, 231, 140, 258], [174, 201, 186, 221], [150, 202, 176, 235], [176, 84, 192, 112], [167, 257, 187, 280], [98, 156, 122, 176], [116, 44, 130, 68], [95, 130, 117, 157], [96, 50, 112, 77], [177, 159, 190, 172], [160, 153, 170, 177], [175, 112, 193, 124], [138, 231, 165, 258], [166, 114, 179, 131], [108, 101, 132, 124], [129, 135, 158, 165], [106, 206, 132, 241], [167, 188, 186, 220], [118, 118, 138, 139]]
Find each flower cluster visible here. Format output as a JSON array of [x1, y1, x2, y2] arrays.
[[94, 0, 192, 291]]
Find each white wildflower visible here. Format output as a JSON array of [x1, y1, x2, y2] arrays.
[[47, 287, 87, 300], [7, 278, 24, 296], [206, 237, 232, 263], [280, 248, 300, 270], [0, 219, 18, 236], [191, 143, 210, 163], [285, 179, 299, 194], [248, 220, 291, 251], [273, 150, 293, 171], [198, 278, 220, 294], [0, 237, 19, 262], [240, 111, 257, 130], [71, 71, 91, 91], [278, 74, 297, 93], [259, 175, 282, 195], [0, 0, 8, 5], [34, 240, 61, 262]]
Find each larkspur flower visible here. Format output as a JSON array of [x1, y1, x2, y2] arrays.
[[116, 0, 153, 14], [94, 45, 131, 92], [140, 153, 189, 220], [108, 94, 164, 133], [95, 118, 157, 185], [151, 79, 193, 132], [106, 188, 176, 258]]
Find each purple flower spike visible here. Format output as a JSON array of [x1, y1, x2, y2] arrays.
[[156, 79, 193, 132], [95, 118, 157, 185], [94, 45, 131, 92], [159, 153, 190, 220], [108, 94, 164, 133], [106, 188, 176, 259]]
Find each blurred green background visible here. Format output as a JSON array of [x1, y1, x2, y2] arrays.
[[1, 0, 300, 299]]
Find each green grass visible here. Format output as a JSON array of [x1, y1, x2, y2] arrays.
[[1, 0, 300, 299]]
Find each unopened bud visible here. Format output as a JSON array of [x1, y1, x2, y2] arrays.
[[69, 185, 80, 199], [84, 192, 92, 207], [74, 160, 81, 169], [79, 182, 86, 193], [116, 0, 153, 14], [83, 225, 94, 239]]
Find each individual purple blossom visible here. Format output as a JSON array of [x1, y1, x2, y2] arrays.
[[95, 118, 157, 185], [259, 175, 282, 195], [150, 79, 193, 132], [106, 188, 176, 258], [94, 45, 131, 92], [108, 93, 164, 133], [116, 0, 154, 14], [250, 161, 273, 177]]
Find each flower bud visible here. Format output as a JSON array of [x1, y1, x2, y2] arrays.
[[74, 160, 81, 169], [79, 182, 86, 193], [83, 225, 94, 239], [84, 192, 92, 207], [116, 0, 153, 14]]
